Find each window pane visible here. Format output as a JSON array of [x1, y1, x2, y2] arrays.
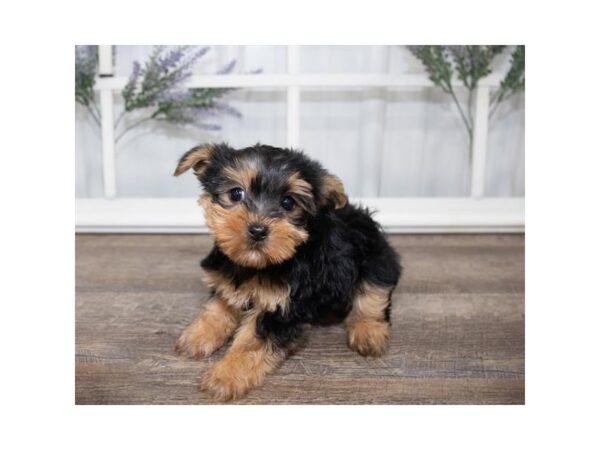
[[75, 102, 104, 198], [485, 92, 525, 196], [300, 87, 471, 197]]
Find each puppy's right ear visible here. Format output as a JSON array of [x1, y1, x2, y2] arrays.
[[173, 144, 215, 177], [320, 171, 348, 209]]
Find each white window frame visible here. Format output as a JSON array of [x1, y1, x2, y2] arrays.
[[75, 46, 524, 233]]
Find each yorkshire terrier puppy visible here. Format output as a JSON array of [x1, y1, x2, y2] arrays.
[[174, 143, 401, 400]]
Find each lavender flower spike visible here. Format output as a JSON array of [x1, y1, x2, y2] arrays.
[[218, 60, 237, 75]]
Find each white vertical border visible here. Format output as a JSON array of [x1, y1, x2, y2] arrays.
[[470, 85, 490, 198], [98, 45, 116, 199], [286, 45, 300, 148]]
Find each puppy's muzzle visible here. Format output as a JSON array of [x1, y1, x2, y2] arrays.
[[248, 223, 269, 242]]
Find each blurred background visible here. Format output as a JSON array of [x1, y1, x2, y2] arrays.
[[75, 45, 524, 232]]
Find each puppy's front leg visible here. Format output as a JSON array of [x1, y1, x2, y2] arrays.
[[175, 295, 240, 359], [201, 309, 298, 401]]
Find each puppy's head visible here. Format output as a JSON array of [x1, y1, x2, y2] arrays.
[[174, 143, 347, 269]]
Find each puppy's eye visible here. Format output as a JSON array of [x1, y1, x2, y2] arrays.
[[229, 187, 245, 202], [281, 196, 295, 211]]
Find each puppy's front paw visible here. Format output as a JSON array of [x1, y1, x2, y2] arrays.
[[175, 301, 239, 359], [347, 320, 389, 357], [200, 356, 257, 401], [175, 321, 227, 359]]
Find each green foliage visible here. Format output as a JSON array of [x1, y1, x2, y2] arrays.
[[409, 46, 454, 93], [498, 46, 525, 102], [408, 45, 525, 153], [75, 46, 101, 126], [75, 46, 98, 106], [151, 88, 240, 129], [449, 46, 506, 90]]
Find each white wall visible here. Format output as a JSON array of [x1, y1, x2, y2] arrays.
[[75, 45, 524, 199]]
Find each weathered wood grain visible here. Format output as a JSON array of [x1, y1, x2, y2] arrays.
[[75, 234, 525, 404]]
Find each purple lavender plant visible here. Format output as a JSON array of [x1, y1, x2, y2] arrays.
[[75, 45, 246, 143]]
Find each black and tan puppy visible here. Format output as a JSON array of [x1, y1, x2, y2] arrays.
[[174, 143, 401, 400]]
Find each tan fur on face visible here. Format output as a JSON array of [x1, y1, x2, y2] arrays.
[[200, 194, 308, 269], [321, 173, 348, 209], [202, 268, 290, 313], [288, 171, 314, 201], [346, 282, 391, 357], [201, 310, 285, 401], [222, 163, 257, 191], [173, 144, 215, 177], [175, 295, 240, 359]]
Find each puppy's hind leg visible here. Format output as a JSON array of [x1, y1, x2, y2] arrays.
[[175, 295, 240, 359], [346, 282, 392, 357]]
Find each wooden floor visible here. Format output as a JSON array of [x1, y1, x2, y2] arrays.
[[76, 234, 524, 404]]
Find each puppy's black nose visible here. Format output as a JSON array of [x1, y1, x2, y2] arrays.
[[248, 223, 269, 242]]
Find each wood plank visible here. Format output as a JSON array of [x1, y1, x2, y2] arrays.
[[75, 234, 525, 404], [76, 234, 525, 294], [76, 367, 524, 405]]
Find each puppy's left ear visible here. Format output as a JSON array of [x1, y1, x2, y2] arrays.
[[320, 172, 348, 209], [173, 144, 215, 177]]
